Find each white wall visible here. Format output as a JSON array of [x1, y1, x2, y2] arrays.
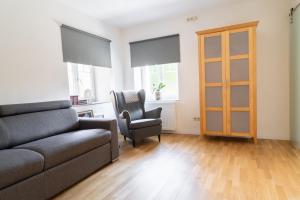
[[291, 0, 300, 7], [0, 0, 291, 140], [122, 0, 290, 140], [0, 0, 123, 105]]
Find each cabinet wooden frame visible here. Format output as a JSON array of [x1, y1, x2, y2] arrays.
[[199, 32, 227, 136], [197, 21, 258, 142]]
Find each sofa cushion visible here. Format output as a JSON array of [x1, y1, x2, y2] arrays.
[[15, 129, 111, 170], [129, 118, 162, 129], [0, 149, 44, 190], [0, 108, 79, 150]]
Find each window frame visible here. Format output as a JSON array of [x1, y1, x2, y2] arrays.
[[67, 63, 97, 102], [134, 63, 179, 101]]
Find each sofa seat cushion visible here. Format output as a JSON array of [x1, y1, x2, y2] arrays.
[[129, 118, 162, 129], [15, 129, 111, 170], [0, 149, 44, 189]]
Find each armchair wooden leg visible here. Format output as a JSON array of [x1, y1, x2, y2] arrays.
[[158, 134, 161, 142], [124, 135, 127, 141], [132, 139, 136, 148]]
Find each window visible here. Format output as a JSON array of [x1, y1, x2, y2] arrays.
[[134, 63, 179, 100], [67, 63, 96, 101]]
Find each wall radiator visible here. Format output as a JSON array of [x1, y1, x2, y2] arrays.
[[145, 101, 177, 131]]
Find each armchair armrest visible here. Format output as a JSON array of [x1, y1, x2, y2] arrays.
[[145, 107, 162, 119], [79, 118, 119, 160]]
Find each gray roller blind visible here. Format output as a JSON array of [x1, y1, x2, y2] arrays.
[[61, 25, 112, 67], [130, 34, 180, 67]]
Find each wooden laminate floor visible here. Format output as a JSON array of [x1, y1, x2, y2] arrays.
[[55, 134, 300, 200]]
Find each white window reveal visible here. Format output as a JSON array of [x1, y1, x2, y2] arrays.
[[134, 63, 179, 100], [67, 63, 96, 101]]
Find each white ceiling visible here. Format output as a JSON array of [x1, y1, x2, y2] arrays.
[[56, 0, 242, 27]]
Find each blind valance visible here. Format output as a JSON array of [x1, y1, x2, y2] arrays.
[[61, 25, 112, 67], [129, 34, 180, 67]]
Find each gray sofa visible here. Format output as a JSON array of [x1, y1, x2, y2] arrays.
[[0, 100, 119, 200]]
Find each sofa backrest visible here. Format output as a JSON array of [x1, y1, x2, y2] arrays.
[[0, 100, 79, 149]]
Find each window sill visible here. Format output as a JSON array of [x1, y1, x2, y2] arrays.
[[145, 99, 179, 104], [72, 101, 110, 107]]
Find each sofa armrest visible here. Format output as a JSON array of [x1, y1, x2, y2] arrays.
[[145, 107, 162, 119], [79, 118, 119, 160]]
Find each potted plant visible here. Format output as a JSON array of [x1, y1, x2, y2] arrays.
[[152, 82, 166, 100]]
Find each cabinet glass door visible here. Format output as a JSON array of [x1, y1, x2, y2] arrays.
[[200, 33, 226, 135], [227, 28, 253, 137]]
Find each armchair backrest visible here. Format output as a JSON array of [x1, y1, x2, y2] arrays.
[[110, 89, 146, 121]]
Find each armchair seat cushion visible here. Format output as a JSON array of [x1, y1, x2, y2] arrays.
[[129, 118, 162, 129], [0, 149, 44, 189], [15, 129, 111, 170]]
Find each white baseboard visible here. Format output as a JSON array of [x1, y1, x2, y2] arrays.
[[162, 130, 199, 135]]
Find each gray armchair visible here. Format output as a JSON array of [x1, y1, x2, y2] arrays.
[[110, 89, 162, 147]]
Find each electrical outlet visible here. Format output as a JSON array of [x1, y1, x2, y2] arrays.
[[193, 117, 200, 121], [186, 16, 198, 22]]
